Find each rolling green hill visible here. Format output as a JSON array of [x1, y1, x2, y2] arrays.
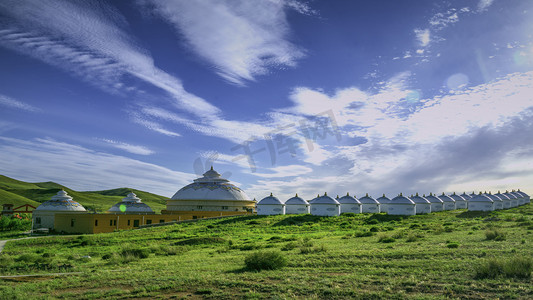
[[0, 175, 168, 213]]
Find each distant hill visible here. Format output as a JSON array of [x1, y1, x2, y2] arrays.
[[0, 175, 168, 213]]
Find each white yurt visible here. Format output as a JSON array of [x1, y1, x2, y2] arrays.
[[484, 192, 503, 210], [410, 193, 431, 214], [108, 192, 154, 214], [449, 192, 468, 209], [256, 193, 285, 215], [494, 191, 511, 209], [33, 190, 86, 231], [337, 193, 361, 214], [425, 193, 444, 212], [387, 193, 416, 215], [285, 194, 310, 214], [515, 189, 530, 204], [438, 193, 456, 211], [376, 194, 391, 214], [503, 191, 519, 207], [308, 194, 321, 204], [468, 193, 494, 211], [510, 190, 525, 206], [310, 193, 340, 216], [359, 193, 380, 213]]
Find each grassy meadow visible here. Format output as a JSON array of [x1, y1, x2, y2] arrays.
[[1, 204, 532, 299]]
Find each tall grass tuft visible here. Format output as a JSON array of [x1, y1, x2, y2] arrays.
[[244, 250, 287, 271], [475, 257, 532, 279], [485, 229, 506, 241]]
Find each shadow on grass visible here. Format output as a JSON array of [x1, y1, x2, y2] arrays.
[[215, 215, 268, 225], [272, 214, 326, 226], [364, 214, 409, 223], [456, 211, 493, 219]]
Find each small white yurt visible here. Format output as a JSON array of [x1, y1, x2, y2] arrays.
[[515, 189, 530, 204], [494, 191, 511, 209], [310, 193, 340, 216], [387, 193, 416, 215], [468, 192, 494, 211], [308, 194, 321, 204], [510, 190, 525, 206], [410, 193, 431, 214], [449, 192, 468, 209], [108, 192, 154, 214], [376, 194, 391, 214], [338, 193, 361, 214], [33, 190, 86, 231], [285, 194, 310, 214], [503, 190, 519, 207], [484, 192, 503, 210], [359, 193, 380, 213], [425, 193, 444, 212], [256, 193, 285, 215], [438, 193, 456, 211]]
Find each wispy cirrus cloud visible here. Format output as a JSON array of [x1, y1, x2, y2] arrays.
[[140, 0, 307, 85], [99, 138, 155, 155], [0, 94, 39, 112], [478, 0, 495, 11]]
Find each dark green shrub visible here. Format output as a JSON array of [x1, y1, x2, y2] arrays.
[[355, 231, 374, 237], [366, 219, 379, 225], [369, 226, 380, 232], [341, 213, 357, 217], [485, 229, 506, 241], [447, 243, 459, 248], [281, 242, 298, 251], [378, 235, 395, 243], [121, 248, 150, 259], [244, 250, 287, 271], [15, 253, 40, 263]]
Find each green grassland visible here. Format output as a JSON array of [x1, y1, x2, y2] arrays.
[[0, 175, 168, 213], [1, 205, 532, 299]]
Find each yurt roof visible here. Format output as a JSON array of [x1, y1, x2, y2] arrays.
[[257, 193, 283, 205], [338, 193, 360, 204], [358, 193, 379, 204], [35, 190, 86, 212]]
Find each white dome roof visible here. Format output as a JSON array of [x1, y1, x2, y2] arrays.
[[460, 192, 472, 200], [510, 191, 523, 199], [470, 193, 493, 202], [449, 193, 466, 202], [376, 194, 391, 204], [438, 193, 455, 203], [312, 193, 339, 204], [410, 193, 430, 204], [338, 193, 360, 204], [425, 193, 443, 203], [494, 192, 510, 200], [484, 193, 503, 202], [390, 194, 415, 204], [359, 193, 379, 204], [108, 192, 154, 213], [171, 167, 250, 201], [35, 190, 86, 212], [503, 191, 517, 199], [515, 189, 529, 198], [257, 193, 283, 205], [285, 194, 309, 205]]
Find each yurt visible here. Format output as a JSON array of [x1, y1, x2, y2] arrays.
[[310, 193, 340, 216], [449, 192, 468, 209], [359, 193, 380, 213], [33, 190, 86, 231], [484, 192, 503, 210], [387, 193, 416, 215], [510, 190, 525, 206], [438, 193, 456, 211], [337, 193, 361, 214], [256, 193, 285, 215], [515, 189, 530, 204], [425, 193, 444, 212], [494, 191, 511, 209], [503, 190, 519, 207], [376, 194, 391, 214], [468, 192, 494, 211], [108, 192, 154, 214], [308, 194, 320, 204], [285, 194, 310, 214], [410, 193, 431, 214]]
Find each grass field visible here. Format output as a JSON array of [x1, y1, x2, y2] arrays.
[[0, 203, 532, 299], [0, 175, 169, 213]]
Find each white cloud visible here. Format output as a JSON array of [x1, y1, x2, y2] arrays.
[[142, 0, 306, 85], [253, 164, 312, 178], [478, 0, 495, 11], [414, 29, 431, 47], [0, 94, 39, 112], [0, 137, 194, 196], [100, 138, 155, 155]]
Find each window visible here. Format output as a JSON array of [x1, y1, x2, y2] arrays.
[[113, 220, 117, 226], [197, 205, 203, 209], [146, 220, 152, 225], [95, 220, 98, 226], [159, 219, 165, 223], [222, 206, 228, 210], [133, 220, 140, 227], [36, 217, 41, 224], [109, 220, 113, 226], [192, 216, 197, 219], [70, 219, 75, 227], [127, 220, 130, 226]]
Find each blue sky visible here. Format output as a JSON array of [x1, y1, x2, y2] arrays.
[[1, 0, 532, 200]]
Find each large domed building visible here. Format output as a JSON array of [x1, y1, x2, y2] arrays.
[[33, 190, 86, 231], [162, 167, 255, 219]]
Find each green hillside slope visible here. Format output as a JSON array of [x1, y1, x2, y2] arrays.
[[0, 175, 168, 213]]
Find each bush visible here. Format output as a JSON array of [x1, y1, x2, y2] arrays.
[[355, 231, 374, 237], [0, 214, 32, 232], [485, 229, 506, 241], [281, 242, 298, 251], [245, 250, 287, 271], [447, 243, 459, 248], [299, 245, 327, 254], [475, 257, 532, 279], [121, 248, 150, 259], [378, 235, 395, 243]]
